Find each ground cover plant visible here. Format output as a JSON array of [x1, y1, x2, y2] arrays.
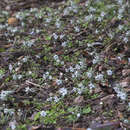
[[0, 0, 130, 129]]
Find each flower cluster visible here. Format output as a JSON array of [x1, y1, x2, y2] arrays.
[[40, 110, 47, 117], [0, 90, 14, 100], [114, 85, 127, 100], [43, 71, 52, 80], [59, 87, 68, 97]]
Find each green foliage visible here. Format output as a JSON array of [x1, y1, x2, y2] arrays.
[[82, 106, 91, 114]]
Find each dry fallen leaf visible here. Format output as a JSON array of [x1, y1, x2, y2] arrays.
[[8, 17, 18, 25], [120, 77, 130, 87], [31, 125, 41, 130]]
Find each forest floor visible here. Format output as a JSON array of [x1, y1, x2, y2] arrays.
[[0, 0, 130, 129]]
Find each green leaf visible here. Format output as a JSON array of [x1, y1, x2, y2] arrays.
[[34, 112, 41, 121], [45, 36, 51, 41], [74, 0, 80, 3], [82, 107, 91, 114]]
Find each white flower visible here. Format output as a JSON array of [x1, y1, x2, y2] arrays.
[[4, 108, 14, 115], [98, 17, 102, 22], [30, 8, 38, 12], [60, 72, 63, 77], [124, 119, 128, 123], [40, 111, 47, 117], [95, 29, 99, 34], [43, 72, 49, 79], [92, 55, 100, 64], [17, 74, 22, 79], [77, 88, 82, 94], [117, 91, 127, 100], [72, 71, 79, 78], [107, 70, 113, 76], [126, 30, 130, 36], [36, 55, 40, 59], [85, 1, 90, 6], [63, 7, 70, 16], [61, 41, 67, 47], [65, 68, 69, 72], [59, 88, 67, 96], [117, 0, 123, 5], [77, 113, 80, 118], [72, 87, 77, 92], [118, 25, 123, 30], [95, 74, 104, 81], [49, 75, 52, 80], [9, 121, 16, 130], [45, 18, 51, 23], [11, 27, 18, 33], [56, 59, 60, 63], [46, 72, 49, 75], [17, 62, 21, 66], [114, 86, 127, 100], [47, 97, 53, 102], [65, 78, 68, 81], [87, 128, 92, 130], [128, 58, 130, 63], [100, 101, 103, 105], [15, 12, 25, 20], [13, 74, 22, 80], [79, 61, 84, 68], [84, 14, 93, 21], [78, 83, 84, 88], [118, 8, 124, 14], [73, 8, 78, 13], [75, 64, 81, 70], [53, 55, 59, 60], [53, 33, 58, 40], [61, 61, 64, 65], [13, 74, 17, 80], [56, 79, 62, 85], [54, 96, 59, 102], [128, 102, 130, 107], [89, 7, 96, 12], [108, 32, 114, 39], [69, 66, 74, 72], [28, 71, 32, 75], [86, 72, 92, 78], [25, 87, 30, 92], [25, 87, 32, 93], [36, 29, 40, 34], [74, 26, 80, 32], [9, 64, 13, 72], [123, 37, 128, 43], [0, 24, 4, 29], [70, 19, 74, 24], [88, 83, 95, 89], [100, 12, 106, 17], [23, 40, 35, 47], [21, 22, 25, 27], [55, 21, 61, 28], [60, 34, 64, 39], [22, 57, 28, 62], [117, 14, 123, 19]]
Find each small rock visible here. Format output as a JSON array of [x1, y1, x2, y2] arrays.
[[122, 69, 130, 76], [74, 96, 84, 104]]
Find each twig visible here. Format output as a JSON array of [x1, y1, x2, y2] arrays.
[[25, 80, 41, 88]]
